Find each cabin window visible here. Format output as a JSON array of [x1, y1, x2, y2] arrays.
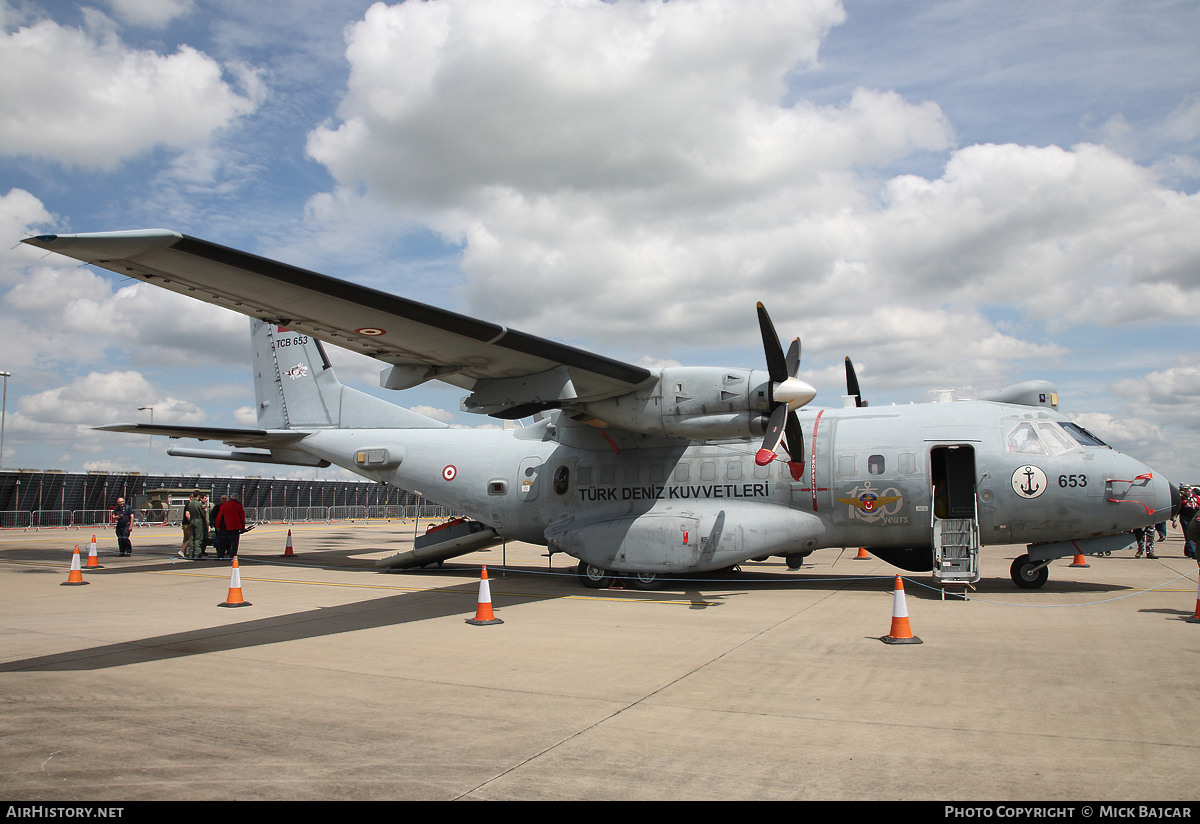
[[753, 461, 771, 479], [577, 466, 593, 486], [898, 452, 917, 475], [837, 455, 856, 477], [700, 461, 717, 481], [868, 454, 885, 475], [674, 463, 689, 482], [600, 466, 617, 485], [726, 461, 742, 481], [488, 481, 508, 496], [552, 466, 570, 495]]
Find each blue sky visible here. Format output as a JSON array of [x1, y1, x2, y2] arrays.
[[2, 0, 1198, 483]]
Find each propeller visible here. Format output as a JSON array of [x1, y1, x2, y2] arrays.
[[844, 357, 868, 407], [755, 303, 817, 466]]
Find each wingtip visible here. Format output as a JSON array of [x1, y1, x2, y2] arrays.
[[21, 229, 182, 261]]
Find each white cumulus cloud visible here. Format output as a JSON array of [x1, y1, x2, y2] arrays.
[[0, 6, 262, 169]]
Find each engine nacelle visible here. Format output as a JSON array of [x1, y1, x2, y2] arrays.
[[575, 366, 774, 441]]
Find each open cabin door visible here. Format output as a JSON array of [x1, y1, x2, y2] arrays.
[[930, 445, 981, 589]]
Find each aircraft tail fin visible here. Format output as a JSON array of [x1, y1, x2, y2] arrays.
[[251, 319, 446, 430]]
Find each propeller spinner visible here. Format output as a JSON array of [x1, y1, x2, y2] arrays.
[[755, 303, 817, 466]]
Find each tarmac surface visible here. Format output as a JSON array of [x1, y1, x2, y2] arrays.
[[1, 519, 1197, 802]]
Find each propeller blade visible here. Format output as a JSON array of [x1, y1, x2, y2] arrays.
[[784, 411, 805, 465], [845, 357, 866, 407], [785, 338, 800, 378], [757, 302, 788, 383], [755, 404, 788, 465]]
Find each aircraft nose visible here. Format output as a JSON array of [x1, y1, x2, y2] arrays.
[[1169, 482, 1182, 520]]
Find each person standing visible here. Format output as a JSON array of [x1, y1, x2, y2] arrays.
[[113, 497, 133, 556], [1177, 485, 1198, 559], [181, 491, 207, 560], [210, 495, 227, 559], [217, 493, 247, 559], [1134, 526, 1158, 559]]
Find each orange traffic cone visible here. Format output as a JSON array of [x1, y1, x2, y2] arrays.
[[881, 575, 922, 644], [1186, 577, 1200, 624], [281, 529, 294, 558], [218, 558, 252, 608], [1069, 551, 1090, 568], [854, 547, 871, 560], [84, 536, 103, 569], [466, 565, 503, 626], [62, 545, 89, 586]]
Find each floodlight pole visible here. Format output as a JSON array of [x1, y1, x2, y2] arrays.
[[138, 406, 154, 478], [0, 371, 9, 470]]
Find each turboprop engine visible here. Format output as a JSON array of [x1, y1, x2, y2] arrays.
[[462, 302, 818, 457], [572, 365, 792, 440]]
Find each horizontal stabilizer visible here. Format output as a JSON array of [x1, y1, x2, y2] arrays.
[[165, 447, 330, 468], [95, 423, 307, 449]]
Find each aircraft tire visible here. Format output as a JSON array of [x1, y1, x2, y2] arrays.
[[626, 572, 662, 591], [785, 553, 806, 570], [577, 562, 615, 589], [1010, 554, 1049, 589]]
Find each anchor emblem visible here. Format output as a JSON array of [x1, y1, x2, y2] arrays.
[[1011, 465, 1047, 499]]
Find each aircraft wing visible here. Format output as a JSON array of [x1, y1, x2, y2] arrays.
[[23, 230, 653, 413], [94, 423, 308, 449]]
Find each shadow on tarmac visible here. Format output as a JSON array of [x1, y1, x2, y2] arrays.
[[1, 536, 1149, 674]]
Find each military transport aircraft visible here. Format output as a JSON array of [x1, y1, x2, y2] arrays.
[[23, 230, 1181, 591]]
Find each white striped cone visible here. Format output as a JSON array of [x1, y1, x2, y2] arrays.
[[84, 536, 103, 569], [466, 565, 503, 625], [881, 575, 922, 644], [62, 545, 88, 586], [219, 558, 252, 607], [281, 529, 294, 557]]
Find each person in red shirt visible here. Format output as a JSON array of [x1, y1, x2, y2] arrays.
[[216, 493, 247, 559]]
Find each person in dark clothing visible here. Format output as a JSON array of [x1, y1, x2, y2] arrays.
[[113, 497, 133, 556], [1175, 485, 1198, 559], [211, 495, 227, 559]]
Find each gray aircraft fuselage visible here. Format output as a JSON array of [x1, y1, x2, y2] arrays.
[[297, 398, 1171, 576]]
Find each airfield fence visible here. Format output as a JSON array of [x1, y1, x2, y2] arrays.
[[7, 503, 454, 531], [0, 469, 454, 530]]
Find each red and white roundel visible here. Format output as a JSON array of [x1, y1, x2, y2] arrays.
[[355, 327, 386, 336], [442, 465, 457, 481]]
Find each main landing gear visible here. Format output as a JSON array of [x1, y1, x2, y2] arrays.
[[1010, 553, 1049, 589], [576, 562, 662, 590]]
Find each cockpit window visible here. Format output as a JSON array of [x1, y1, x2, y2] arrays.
[[1036, 422, 1078, 456], [1006, 422, 1047, 455], [1061, 422, 1109, 448]]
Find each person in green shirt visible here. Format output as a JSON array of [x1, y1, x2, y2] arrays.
[[181, 492, 208, 560]]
